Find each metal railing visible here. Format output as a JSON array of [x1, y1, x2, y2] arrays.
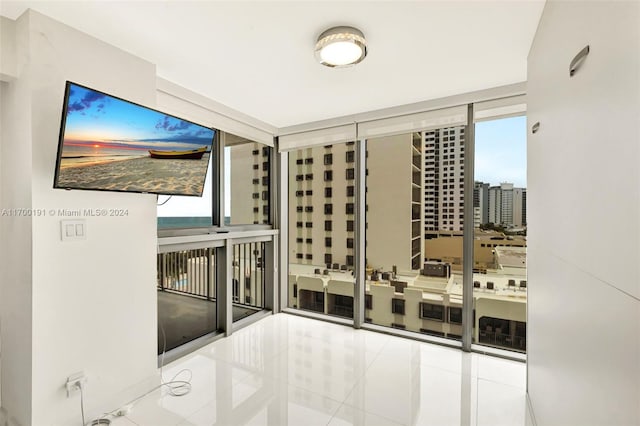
[[156, 229, 276, 355], [328, 304, 354, 318], [232, 241, 266, 309], [157, 248, 216, 300], [478, 330, 526, 352]]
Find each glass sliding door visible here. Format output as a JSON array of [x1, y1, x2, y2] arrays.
[[287, 142, 356, 319], [157, 130, 275, 354], [156, 131, 218, 354], [473, 116, 527, 352], [365, 127, 466, 340], [156, 247, 217, 353], [231, 240, 267, 322]]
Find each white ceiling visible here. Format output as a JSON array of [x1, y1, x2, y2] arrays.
[[0, 1, 545, 128]]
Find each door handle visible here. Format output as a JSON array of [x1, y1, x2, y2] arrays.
[[532, 122, 540, 134], [570, 45, 590, 77]]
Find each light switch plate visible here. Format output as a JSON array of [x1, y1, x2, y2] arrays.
[[61, 220, 86, 241]]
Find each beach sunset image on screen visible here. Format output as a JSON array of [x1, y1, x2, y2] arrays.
[[54, 82, 215, 196]]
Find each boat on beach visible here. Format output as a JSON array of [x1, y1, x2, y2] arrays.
[[149, 146, 208, 159]]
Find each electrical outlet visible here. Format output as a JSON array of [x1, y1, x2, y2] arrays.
[[115, 404, 133, 417], [65, 372, 87, 397]]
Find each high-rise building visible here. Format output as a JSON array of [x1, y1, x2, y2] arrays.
[[488, 182, 526, 227], [423, 126, 466, 237], [474, 181, 490, 228], [488, 184, 502, 225], [367, 133, 424, 271], [500, 182, 515, 225], [512, 187, 526, 227], [289, 143, 357, 268], [288, 136, 424, 272], [228, 138, 271, 225], [284, 127, 467, 271]]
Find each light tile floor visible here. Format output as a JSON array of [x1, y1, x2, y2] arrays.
[[112, 314, 528, 426]]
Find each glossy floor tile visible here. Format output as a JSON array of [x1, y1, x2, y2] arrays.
[[117, 313, 527, 426]]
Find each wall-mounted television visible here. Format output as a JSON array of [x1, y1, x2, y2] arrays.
[[54, 81, 215, 196]]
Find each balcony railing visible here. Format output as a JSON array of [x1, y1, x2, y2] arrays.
[[232, 241, 267, 309], [157, 229, 277, 354], [157, 248, 215, 300], [158, 241, 271, 310], [478, 330, 526, 352]]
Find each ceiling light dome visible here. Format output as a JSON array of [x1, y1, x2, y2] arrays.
[[315, 26, 367, 68]]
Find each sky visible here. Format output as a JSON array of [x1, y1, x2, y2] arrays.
[[474, 115, 527, 187], [63, 83, 214, 152]]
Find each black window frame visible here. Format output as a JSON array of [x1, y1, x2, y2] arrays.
[[346, 168, 355, 180], [420, 303, 445, 322], [346, 150, 355, 163], [392, 298, 405, 315], [448, 306, 463, 324]]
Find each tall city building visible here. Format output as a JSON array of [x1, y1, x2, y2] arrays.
[[228, 138, 271, 225], [287, 127, 467, 271], [474, 181, 490, 228], [423, 127, 466, 238], [488, 184, 502, 224], [367, 133, 424, 271], [289, 143, 357, 268], [500, 182, 514, 225], [513, 187, 526, 227], [488, 182, 526, 227], [288, 136, 424, 272]]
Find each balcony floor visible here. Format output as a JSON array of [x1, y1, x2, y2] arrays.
[[157, 290, 259, 353]]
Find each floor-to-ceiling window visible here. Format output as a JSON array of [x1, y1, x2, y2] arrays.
[[157, 247, 217, 353], [280, 98, 525, 357], [156, 132, 217, 353], [365, 127, 466, 341], [224, 133, 273, 323], [157, 130, 274, 353], [224, 134, 272, 322], [473, 115, 527, 352], [287, 142, 356, 320]]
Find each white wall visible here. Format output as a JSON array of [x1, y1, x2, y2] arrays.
[[1, 10, 159, 425], [0, 17, 11, 412], [0, 17, 17, 81], [527, 1, 640, 425], [0, 13, 34, 425]]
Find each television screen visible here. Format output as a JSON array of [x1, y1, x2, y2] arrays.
[[54, 81, 215, 196]]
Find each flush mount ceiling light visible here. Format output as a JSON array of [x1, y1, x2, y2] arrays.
[[315, 26, 367, 68]]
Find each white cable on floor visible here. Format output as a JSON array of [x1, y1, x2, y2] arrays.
[[158, 319, 192, 397], [89, 318, 193, 424], [79, 383, 86, 426]]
